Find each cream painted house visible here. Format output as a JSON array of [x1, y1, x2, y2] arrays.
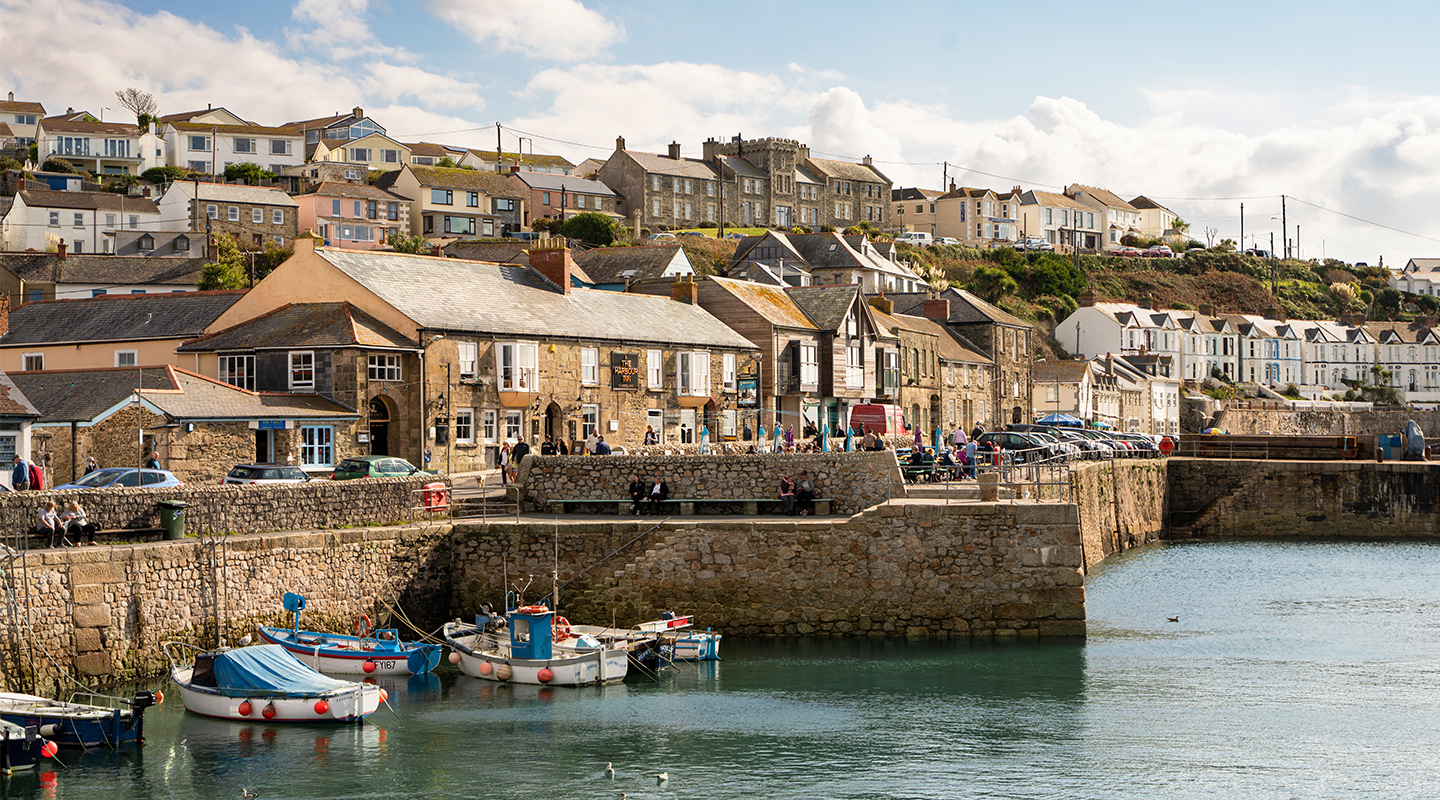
[[376, 164, 526, 239], [315, 132, 411, 173], [1018, 190, 1101, 252]]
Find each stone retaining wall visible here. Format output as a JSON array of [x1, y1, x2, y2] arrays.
[[450, 501, 1086, 639], [516, 452, 902, 515], [2, 475, 444, 540], [0, 525, 453, 694], [1071, 461, 1168, 569]]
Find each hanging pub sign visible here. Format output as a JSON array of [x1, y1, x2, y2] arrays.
[[737, 358, 760, 408], [611, 352, 640, 390]]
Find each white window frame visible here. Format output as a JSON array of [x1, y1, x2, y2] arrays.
[[219, 354, 255, 390], [722, 409, 737, 438], [498, 341, 538, 391], [504, 410, 523, 442], [678, 351, 710, 397], [457, 341, 477, 380], [299, 425, 334, 468], [647, 349, 663, 389], [581, 404, 599, 440], [289, 350, 315, 390], [723, 353, 736, 391], [455, 408, 475, 443], [581, 347, 599, 385], [228, 206, 239, 222], [252, 207, 263, 224], [647, 408, 663, 440], [800, 344, 819, 387], [272, 208, 284, 225], [22, 353, 42, 371], [114, 349, 138, 368], [367, 353, 402, 381], [482, 409, 497, 442], [846, 345, 863, 388]]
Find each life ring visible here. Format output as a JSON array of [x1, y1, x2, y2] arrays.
[[517, 605, 548, 615], [553, 616, 572, 640], [354, 614, 372, 637]]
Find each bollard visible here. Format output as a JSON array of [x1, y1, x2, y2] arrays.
[[978, 472, 1000, 502]]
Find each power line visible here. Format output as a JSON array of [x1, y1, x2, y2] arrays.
[[1288, 196, 1440, 246]]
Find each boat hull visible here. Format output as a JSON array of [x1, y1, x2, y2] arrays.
[[0, 692, 146, 748], [444, 625, 628, 686], [672, 632, 722, 661], [170, 668, 380, 724], [0, 726, 44, 774], [258, 626, 441, 675]]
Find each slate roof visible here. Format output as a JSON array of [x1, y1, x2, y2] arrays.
[[805, 157, 887, 184], [718, 155, 767, 180], [169, 121, 300, 136], [170, 182, 298, 207], [509, 172, 616, 196], [0, 291, 244, 346], [10, 367, 174, 423], [0, 253, 205, 286], [0, 99, 45, 116], [1404, 258, 1440, 273], [157, 108, 245, 125], [892, 187, 944, 201], [36, 119, 142, 136], [179, 302, 416, 353], [317, 249, 758, 350], [889, 289, 1031, 328], [405, 141, 454, 157], [17, 190, 160, 213], [621, 150, 719, 181], [440, 240, 531, 264], [891, 313, 993, 364], [0, 371, 38, 418], [1021, 189, 1090, 211], [138, 368, 357, 421], [706, 276, 817, 330], [467, 149, 575, 170], [785, 285, 862, 332], [408, 166, 522, 196], [1032, 360, 1091, 383], [298, 181, 406, 202], [1069, 184, 1137, 211], [1129, 195, 1171, 212], [573, 245, 684, 285]]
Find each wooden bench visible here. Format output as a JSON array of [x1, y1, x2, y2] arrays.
[[22, 526, 166, 549], [546, 498, 832, 516]]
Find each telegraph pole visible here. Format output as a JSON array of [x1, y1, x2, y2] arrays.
[[1281, 195, 1287, 259], [1240, 202, 1244, 254]]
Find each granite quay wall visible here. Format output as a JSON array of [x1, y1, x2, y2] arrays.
[[449, 501, 1086, 639], [516, 452, 903, 515], [1168, 458, 1440, 539], [1070, 461, 1168, 569], [1, 475, 444, 542], [0, 524, 453, 694], [1207, 407, 1440, 438]]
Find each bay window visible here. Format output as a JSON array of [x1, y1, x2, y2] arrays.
[[299, 425, 333, 468], [678, 351, 710, 397], [498, 342, 538, 390]]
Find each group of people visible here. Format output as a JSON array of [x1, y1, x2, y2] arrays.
[[37, 499, 96, 547], [499, 433, 618, 484], [627, 474, 670, 514], [778, 470, 820, 515]]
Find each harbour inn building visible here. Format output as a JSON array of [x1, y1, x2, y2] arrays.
[[181, 237, 759, 472]]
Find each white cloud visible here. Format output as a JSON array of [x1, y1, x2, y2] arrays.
[[429, 0, 624, 60], [288, 0, 405, 60], [363, 63, 485, 110]]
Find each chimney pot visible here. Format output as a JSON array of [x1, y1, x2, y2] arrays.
[[510, 165, 520, 175], [862, 155, 872, 166], [671, 274, 699, 305], [667, 141, 681, 160], [615, 135, 625, 151], [1079, 288, 1096, 308], [528, 237, 574, 295], [56, 239, 67, 260]]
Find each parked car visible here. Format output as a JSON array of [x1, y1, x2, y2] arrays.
[[331, 456, 425, 481], [1111, 246, 1142, 257], [975, 431, 1053, 463], [678, 231, 704, 237], [1143, 245, 1174, 258], [934, 236, 961, 245], [1027, 431, 1080, 461], [646, 232, 677, 241], [54, 468, 184, 491], [1010, 424, 1096, 459], [1109, 432, 1160, 457], [1244, 248, 1272, 259], [222, 464, 314, 485], [1014, 237, 1054, 252], [894, 231, 933, 245]]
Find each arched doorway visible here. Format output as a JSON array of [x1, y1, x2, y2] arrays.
[[369, 396, 392, 455], [544, 401, 562, 445]]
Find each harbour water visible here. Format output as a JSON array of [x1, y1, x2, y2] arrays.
[[10, 539, 1440, 799]]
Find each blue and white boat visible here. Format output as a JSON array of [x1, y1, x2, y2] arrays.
[[0, 690, 156, 748], [444, 605, 630, 686], [0, 718, 52, 773], [164, 642, 383, 724], [257, 592, 442, 676], [572, 613, 723, 662]]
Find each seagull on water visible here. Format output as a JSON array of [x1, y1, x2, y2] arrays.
[[240, 790, 260, 799], [656, 772, 669, 784], [604, 762, 615, 779], [1167, 616, 1179, 623]]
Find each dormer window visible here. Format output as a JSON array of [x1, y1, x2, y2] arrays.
[[137, 233, 155, 251], [174, 235, 190, 251]]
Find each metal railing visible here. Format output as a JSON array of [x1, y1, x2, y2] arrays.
[[887, 447, 1075, 504]]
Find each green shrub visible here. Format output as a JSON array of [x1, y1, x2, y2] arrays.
[[142, 165, 189, 184], [223, 162, 276, 185], [556, 211, 621, 247], [41, 158, 79, 174], [697, 221, 717, 228]]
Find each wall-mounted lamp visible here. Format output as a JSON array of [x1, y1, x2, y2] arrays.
[[435, 392, 447, 409]]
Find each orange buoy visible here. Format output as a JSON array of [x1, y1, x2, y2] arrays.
[[378, 688, 388, 703], [363, 660, 376, 674], [537, 667, 554, 684], [238, 700, 253, 716], [495, 663, 513, 681], [314, 700, 330, 715], [448, 651, 461, 664], [478, 661, 494, 676], [40, 741, 57, 758], [262, 703, 276, 720]]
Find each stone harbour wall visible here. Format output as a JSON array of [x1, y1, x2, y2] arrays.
[[449, 501, 1086, 639], [1208, 407, 1440, 438], [1071, 460, 1168, 569], [1, 475, 443, 541], [516, 451, 903, 515], [0, 525, 454, 694]]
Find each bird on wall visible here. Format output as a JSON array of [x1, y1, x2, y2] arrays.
[[238, 633, 253, 646]]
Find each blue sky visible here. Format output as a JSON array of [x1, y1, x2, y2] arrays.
[[5, 0, 1440, 264]]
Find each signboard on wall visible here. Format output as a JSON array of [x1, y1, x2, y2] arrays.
[[737, 358, 760, 408], [611, 352, 640, 390]]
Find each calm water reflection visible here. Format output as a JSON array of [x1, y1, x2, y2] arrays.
[[5, 540, 1440, 799]]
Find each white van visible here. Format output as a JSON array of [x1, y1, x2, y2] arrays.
[[894, 231, 933, 245]]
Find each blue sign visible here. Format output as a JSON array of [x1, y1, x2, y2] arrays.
[[257, 420, 286, 430]]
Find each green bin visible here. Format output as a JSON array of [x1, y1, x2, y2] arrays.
[[157, 500, 188, 540]]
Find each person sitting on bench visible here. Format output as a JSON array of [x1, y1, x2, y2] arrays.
[[61, 500, 95, 546], [37, 500, 65, 548], [647, 475, 669, 513], [796, 471, 817, 515]]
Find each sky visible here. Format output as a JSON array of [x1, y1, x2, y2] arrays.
[[3, 0, 1439, 266]]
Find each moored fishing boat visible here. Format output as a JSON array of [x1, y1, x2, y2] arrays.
[[570, 612, 723, 662], [0, 690, 156, 748], [257, 592, 442, 676], [164, 642, 384, 724], [443, 605, 628, 686], [0, 719, 54, 774]]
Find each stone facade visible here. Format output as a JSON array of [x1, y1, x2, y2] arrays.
[[1071, 460, 1168, 568], [0, 523, 452, 693], [517, 451, 902, 514]]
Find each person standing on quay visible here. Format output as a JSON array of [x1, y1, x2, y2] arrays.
[[498, 443, 510, 485], [11, 454, 30, 491], [510, 436, 531, 482]]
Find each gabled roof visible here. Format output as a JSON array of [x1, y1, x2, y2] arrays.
[[784, 284, 863, 332], [573, 245, 686, 285], [0, 291, 245, 346], [0, 99, 44, 116], [1404, 258, 1440, 273], [1129, 196, 1173, 212], [805, 157, 887, 184], [178, 302, 415, 353], [37, 119, 143, 136], [717, 155, 767, 180], [167, 182, 298, 207], [1068, 184, 1137, 211], [135, 367, 357, 421], [889, 312, 992, 364], [0, 371, 38, 418], [1020, 189, 1089, 211], [169, 121, 301, 137], [297, 181, 406, 202], [10, 366, 174, 423], [891, 187, 944, 202], [466, 149, 575, 169], [620, 150, 719, 181], [508, 171, 616, 196], [889, 289, 1031, 329], [408, 166, 522, 196], [284, 111, 368, 130], [16, 190, 160, 213], [440, 240, 531, 265], [0, 253, 205, 286], [405, 141, 459, 158], [706, 276, 818, 331], [157, 107, 247, 125], [316, 249, 757, 350], [1032, 360, 1092, 383]]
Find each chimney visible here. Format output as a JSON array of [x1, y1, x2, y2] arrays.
[[430, 244, 442, 257], [6, 92, 11, 102], [671, 274, 698, 305], [949, 179, 956, 193], [1079, 288, 1096, 308], [702, 137, 718, 162], [293, 234, 315, 256], [615, 135, 625, 152], [1138, 297, 1151, 310], [922, 297, 950, 321], [56, 239, 67, 260], [528, 236, 574, 295], [867, 295, 894, 315], [862, 155, 873, 166], [353, 106, 364, 119], [667, 141, 681, 160], [1198, 303, 1215, 317]]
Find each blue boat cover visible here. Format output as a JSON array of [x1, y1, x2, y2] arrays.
[[211, 645, 355, 698]]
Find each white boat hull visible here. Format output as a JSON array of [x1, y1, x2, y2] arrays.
[[170, 667, 380, 723], [444, 626, 628, 686]]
